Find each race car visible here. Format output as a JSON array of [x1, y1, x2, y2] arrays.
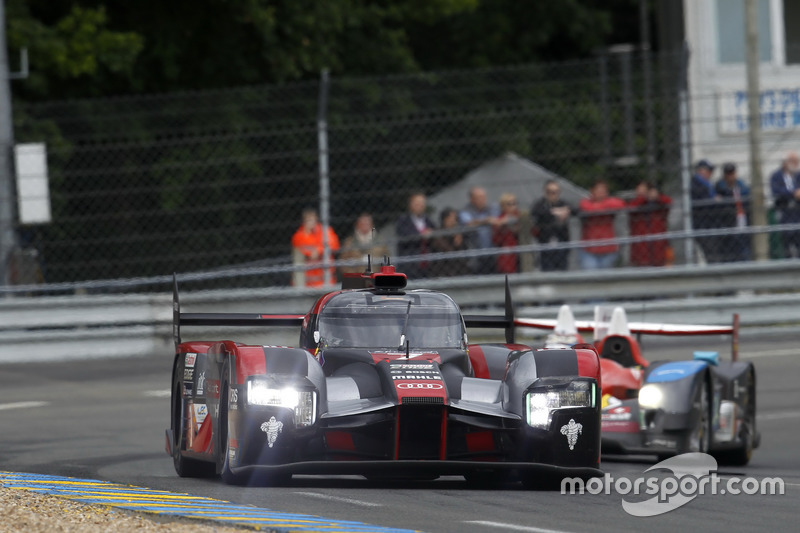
[[166, 264, 603, 487], [516, 306, 758, 465]]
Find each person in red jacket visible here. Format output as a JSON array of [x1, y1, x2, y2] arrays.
[[628, 181, 673, 266], [578, 179, 625, 270], [291, 209, 340, 287], [492, 193, 520, 273]]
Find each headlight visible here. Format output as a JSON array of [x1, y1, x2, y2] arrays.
[[638, 384, 663, 409], [247, 380, 317, 427], [526, 381, 594, 430]]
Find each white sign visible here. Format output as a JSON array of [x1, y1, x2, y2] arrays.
[[14, 143, 51, 224], [718, 88, 800, 134]]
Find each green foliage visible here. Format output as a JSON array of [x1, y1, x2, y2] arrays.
[[6, 0, 656, 282], [6, 1, 143, 98]]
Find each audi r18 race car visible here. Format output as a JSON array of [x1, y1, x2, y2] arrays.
[[166, 265, 603, 487], [516, 306, 759, 465]]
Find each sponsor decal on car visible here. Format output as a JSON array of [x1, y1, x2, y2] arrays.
[[261, 417, 284, 448], [196, 372, 205, 396], [602, 405, 632, 421], [185, 353, 196, 368], [560, 418, 583, 450], [396, 382, 443, 390], [229, 388, 238, 410], [389, 363, 442, 381], [192, 403, 208, 433], [183, 368, 194, 381]]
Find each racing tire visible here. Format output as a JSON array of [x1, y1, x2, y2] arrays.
[[717, 368, 756, 466], [171, 368, 215, 478], [681, 375, 711, 455]]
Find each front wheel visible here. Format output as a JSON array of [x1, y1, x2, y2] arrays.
[[682, 377, 711, 454]]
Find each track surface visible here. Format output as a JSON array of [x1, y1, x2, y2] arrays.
[[1, 335, 797, 533]]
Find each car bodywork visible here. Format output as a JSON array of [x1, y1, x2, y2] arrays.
[[166, 267, 603, 486], [516, 306, 758, 465]]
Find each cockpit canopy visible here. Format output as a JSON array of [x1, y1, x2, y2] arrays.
[[317, 291, 465, 349]]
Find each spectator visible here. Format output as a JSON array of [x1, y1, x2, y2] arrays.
[[769, 151, 800, 258], [715, 163, 751, 262], [339, 213, 389, 275], [691, 159, 721, 263], [531, 179, 574, 271], [430, 208, 468, 277], [291, 208, 340, 287], [395, 192, 436, 278], [459, 186, 500, 274], [578, 179, 626, 270], [493, 193, 520, 274], [628, 181, 673, 266]]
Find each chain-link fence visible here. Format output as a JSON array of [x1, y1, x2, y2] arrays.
[[6, 50, 800, 293]]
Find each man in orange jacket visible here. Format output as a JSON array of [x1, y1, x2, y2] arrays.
[[291, 209, 340, 287]]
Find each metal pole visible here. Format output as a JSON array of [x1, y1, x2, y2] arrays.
[[598, 54, 611, 165], [0, 0, 18, 286], [619, 46, 636, 160], [640, 0, 657, 182], [678, 43, 695, 264], [745, 0, 768, 261], [317, 69, 332, 286]]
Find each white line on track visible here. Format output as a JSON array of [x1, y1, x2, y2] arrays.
[[0, 401, 49, 411], [143, 390, 171, 398], [464, 521, 574, 533], [292, 491, 382, 508], [741, 348, 798, 359], [758, 411, 800, 421]]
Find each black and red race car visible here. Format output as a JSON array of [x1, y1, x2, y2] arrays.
[[166, 264, 603, 487]]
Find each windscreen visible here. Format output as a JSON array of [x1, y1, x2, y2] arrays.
[[317, 291, 464, 349]]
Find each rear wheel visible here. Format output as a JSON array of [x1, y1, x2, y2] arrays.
[[171, 368, 215, 478], [719, 369, 756, 466]]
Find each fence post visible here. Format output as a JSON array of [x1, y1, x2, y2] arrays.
[[678, 43, 695, 265], [745, 0, 768, 261], [317, 69, 332, 286], [0, 0, 18, 287]]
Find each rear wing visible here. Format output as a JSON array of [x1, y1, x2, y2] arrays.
[[462, 277, 515, 344], [514, 313, 740, 361], [172, 274, 304, 349]]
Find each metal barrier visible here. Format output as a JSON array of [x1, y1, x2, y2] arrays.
[[2, 261, 799, 362]]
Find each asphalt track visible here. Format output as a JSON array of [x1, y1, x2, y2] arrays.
[[1, 335, 798, 533]]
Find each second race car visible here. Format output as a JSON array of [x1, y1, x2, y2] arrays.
[[516, 305, 759, 465]]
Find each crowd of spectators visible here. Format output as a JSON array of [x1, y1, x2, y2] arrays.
[[289, 152, 800, 286]]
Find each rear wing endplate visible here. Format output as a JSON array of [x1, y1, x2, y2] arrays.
[[463, 276, 515, 344]]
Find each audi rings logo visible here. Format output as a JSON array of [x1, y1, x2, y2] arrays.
[[397, 383, 443, 390]]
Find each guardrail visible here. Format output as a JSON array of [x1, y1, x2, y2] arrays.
[[1, 261, 799, 362]]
